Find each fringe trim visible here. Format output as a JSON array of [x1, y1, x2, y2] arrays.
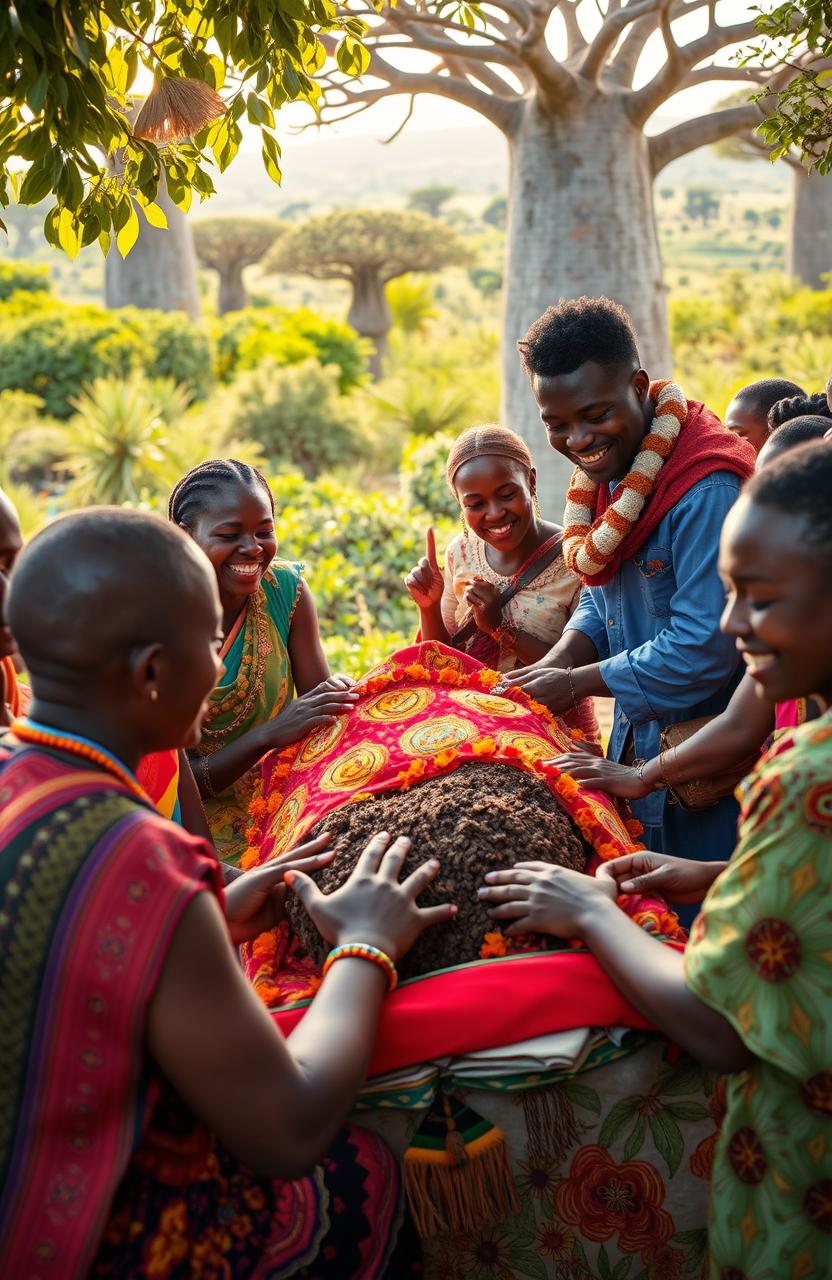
[[403, 1129, 519, 1238]]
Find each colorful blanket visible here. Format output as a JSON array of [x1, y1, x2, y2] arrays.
[[242, 643, 684, 1070]]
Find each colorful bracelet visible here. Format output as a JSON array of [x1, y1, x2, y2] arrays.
[[321, 943, 398, 992]]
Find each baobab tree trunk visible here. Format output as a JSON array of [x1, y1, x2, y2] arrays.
[[787, 167, 832, 290], [501, 93, 670, 508], [347, 267, 391, 380], [218, 262, 249, 314], [105, 181, 201, 318]]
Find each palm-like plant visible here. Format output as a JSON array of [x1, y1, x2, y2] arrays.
[[61, 373, 190, 506]]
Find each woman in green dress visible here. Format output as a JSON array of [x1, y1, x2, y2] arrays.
[[479, 440, 832, 1278], [169, 459, 358, 865]]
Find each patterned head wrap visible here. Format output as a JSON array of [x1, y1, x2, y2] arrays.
[[445, 425, 534, 494]]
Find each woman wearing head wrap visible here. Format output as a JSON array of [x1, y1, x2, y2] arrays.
[[405, 425, 599, 743]]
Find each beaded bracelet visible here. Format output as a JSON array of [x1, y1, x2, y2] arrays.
[[321, 943, 398, 992], [199, 754, 217, 799], [564, 666, 578, 709]]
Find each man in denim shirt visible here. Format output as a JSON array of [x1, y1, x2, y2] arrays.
[[501, 298, 755, 861]]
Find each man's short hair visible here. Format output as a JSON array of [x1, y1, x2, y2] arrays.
[[517, 296, 640, 379]]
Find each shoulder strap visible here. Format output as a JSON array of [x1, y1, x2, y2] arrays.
[[450, 536, 563, 649]]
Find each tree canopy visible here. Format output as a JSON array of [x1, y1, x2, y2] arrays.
[[266, 209, 470, 283], [193, 216, 284, 312], [0, 0, 371, 258], [748, 1, 832, 174]]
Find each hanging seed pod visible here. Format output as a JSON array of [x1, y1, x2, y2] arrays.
[[133, 76, 225, 143]]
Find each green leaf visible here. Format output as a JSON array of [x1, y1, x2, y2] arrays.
[[509, 1250, 548, 1280], [57, 206, 82, 258], [138, 198, 168, 229], [623, 1113, 646, 1160], [598, 1244, 612, 1280], [612, 1255, 634, 1280], [598, 1097, 639, 1149], [665, 1101, 709, 1123], [27, 69, 49, 113], [116, 201, 139, 257], [562, 1080, 602, 1114], [656, 1060, 707, 1095], [648, 1110, 684, 1178], [19, 158, 55, 206]]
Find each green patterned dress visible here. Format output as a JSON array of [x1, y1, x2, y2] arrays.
[[195, 561, 303, 865], [685, 711, 832, 1279]]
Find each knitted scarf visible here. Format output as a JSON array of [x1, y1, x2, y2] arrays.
[[562, 380, 755, 587]]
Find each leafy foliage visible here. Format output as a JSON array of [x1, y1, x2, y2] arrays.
[[265, 209, 472, 283], [0, 1, 373, 255], [0, 260, 51, 300], [386, 275, 438, 334], [192, 216, 283, 270], [406, 184, 456, 218], [0, 297, 213, 417], [750, 1, 832, 173], [213, 306, 369, 391], [198, 358, 363, 477], [400, 432, 459, 522]]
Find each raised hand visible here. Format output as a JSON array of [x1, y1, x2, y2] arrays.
[[463, 577, 503, 635], [286, 832, 457, 962], [259, 680, 359, 750], [223, 833, 336, 944], [596, 852, 726, 904], [478, 860, 617, 937], [404, 527, 445, 610], [548, 749, 649, 799]]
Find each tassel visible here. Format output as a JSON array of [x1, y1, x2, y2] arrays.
[[134, 76, 225, 143], [519, 1083, 580, 1167], [403, 1091, 519, 1238]]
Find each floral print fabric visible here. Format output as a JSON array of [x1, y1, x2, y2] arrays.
[[685, 712, 832, 1279]]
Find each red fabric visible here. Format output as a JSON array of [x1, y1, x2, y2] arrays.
[[587, 390, 755, 587], [271, 943, 685, 1077]]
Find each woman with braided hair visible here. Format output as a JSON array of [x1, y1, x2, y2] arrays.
[[404, 424, 599, 743], [168, 459, 357, 864]]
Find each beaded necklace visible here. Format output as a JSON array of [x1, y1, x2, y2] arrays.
[[11, 717, 150, 804], [198, 585, 270, 745], [562, 380, 687, 580]]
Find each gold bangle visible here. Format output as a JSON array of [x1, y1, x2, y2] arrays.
[[565, 666, 578, 709], [321, 943, 398, 992]]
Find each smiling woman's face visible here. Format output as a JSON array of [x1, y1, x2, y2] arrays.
[[187, 481, 277, 614], [719, 494, 832, 706]]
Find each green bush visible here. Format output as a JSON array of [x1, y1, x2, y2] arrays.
[[400, 431, 459, 521], [201, 359, 363, 477], [0, 299, 214, 417], [669, 297, 734, 348], [270, 470, 455, 648], [0, 260, 51, 300], [214, 306, 368, 391]]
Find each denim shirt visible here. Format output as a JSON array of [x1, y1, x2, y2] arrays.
[[564, 472, 744, 831]]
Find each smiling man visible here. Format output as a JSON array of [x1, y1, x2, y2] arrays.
[[505, 297, 756, 865]]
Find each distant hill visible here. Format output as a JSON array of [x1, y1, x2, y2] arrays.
[[209, 120, 789, 215]]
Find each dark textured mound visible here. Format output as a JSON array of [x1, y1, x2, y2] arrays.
[[285, 762, 590, 980]]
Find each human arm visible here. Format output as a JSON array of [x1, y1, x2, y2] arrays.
[[552, 672, 772, 799], [478, 862, 753, 1073], [492, 587, 606, 703], [596, 851, 728, 903], [598, 480, 744, 726], [404, 527, 451, 644], [176, 751, 214, 842], [147, 833, 457, 1178], [190, 681, 360, 798]]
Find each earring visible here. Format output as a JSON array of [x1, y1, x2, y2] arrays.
[[460, 512, 470, 541], [533, 493, 541, 519], [150, 689, 159, 703]]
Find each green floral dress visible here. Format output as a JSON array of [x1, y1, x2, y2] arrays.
[[685, 711, 832, 1279], [195, 561, 303, 865]]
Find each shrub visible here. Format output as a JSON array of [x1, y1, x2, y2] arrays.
[[0, 260, 51, 300], [669, 297, 734, 348], [214, 306, 368, 391], [400, 431, 459, 522], [202, 359, 363, 477], [0, 299, 213, 417]]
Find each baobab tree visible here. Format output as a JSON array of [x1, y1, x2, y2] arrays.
[[265, 209, 471, 377], [310, 0, 802, 498], [192, 216, 283, 313]]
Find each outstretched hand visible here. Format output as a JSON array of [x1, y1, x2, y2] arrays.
[[478, 860, 617, 938], [597, 852, 726, 904], [404, 527, 445, 610], [223, 833, 336, 945], [260, 680, 359, 751], [287, 831, 457, 962], [494, 663, 575, 712], [547, 749, 650, 800]]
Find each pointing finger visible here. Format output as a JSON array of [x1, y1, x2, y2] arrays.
[[426, 526, 439, 569]]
